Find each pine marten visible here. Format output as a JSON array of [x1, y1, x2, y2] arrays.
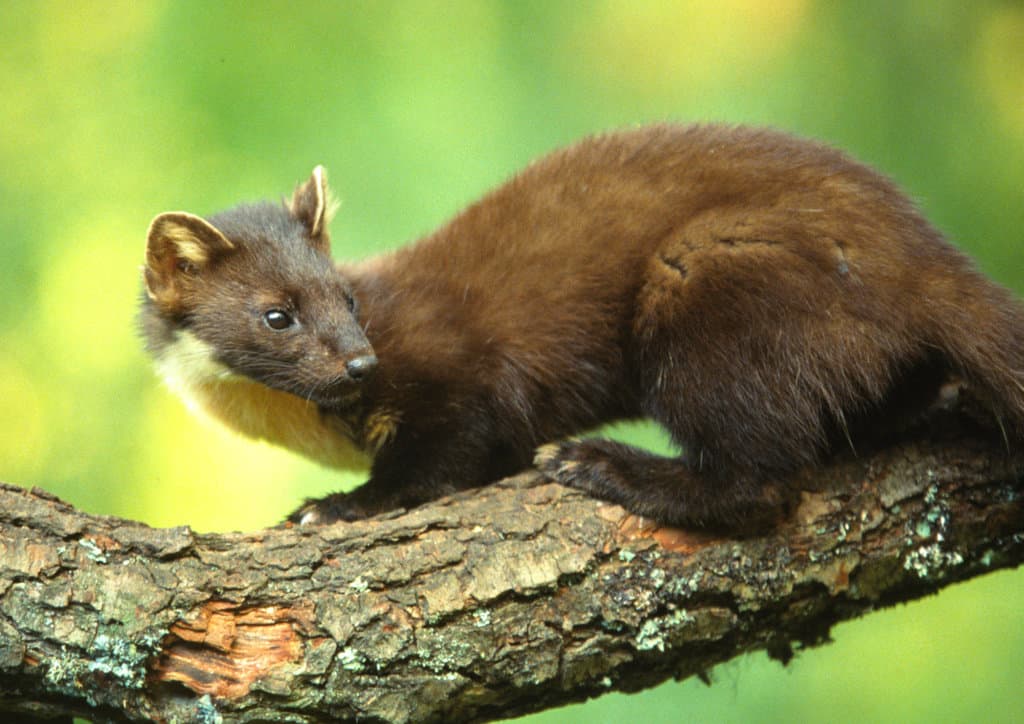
[[139, 124, 1024, 530]]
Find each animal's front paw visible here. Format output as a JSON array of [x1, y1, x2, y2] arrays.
[[286, 493, 369, 526]]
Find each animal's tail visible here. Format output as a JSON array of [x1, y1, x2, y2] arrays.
[[927, 260, 1024, 436]]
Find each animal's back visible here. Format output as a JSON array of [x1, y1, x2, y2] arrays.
[[376, 124, 956, 339]]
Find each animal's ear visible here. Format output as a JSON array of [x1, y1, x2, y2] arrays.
[[144, 212, 234, 310], [289, 165, 335, 254]]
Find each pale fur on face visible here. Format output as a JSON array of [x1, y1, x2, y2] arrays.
[[155, 330, 371, 471]]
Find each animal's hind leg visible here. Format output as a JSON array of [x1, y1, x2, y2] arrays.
[[548, 225, 855, 532], [534, 439, 789, 531]]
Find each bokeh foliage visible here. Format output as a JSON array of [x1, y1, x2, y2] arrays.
[[0, 1, 1021, 722]]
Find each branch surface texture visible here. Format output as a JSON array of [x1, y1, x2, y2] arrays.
[[1, 415, 1022, 722]]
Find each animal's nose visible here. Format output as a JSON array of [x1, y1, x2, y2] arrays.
[[345, 354, 378, 380]]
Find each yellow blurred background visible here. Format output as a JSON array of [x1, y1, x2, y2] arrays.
[[1, 1, 1021, 722]]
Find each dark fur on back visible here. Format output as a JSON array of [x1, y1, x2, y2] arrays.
[[141, 125, 1024, 530]]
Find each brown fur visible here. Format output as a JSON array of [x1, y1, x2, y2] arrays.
[[140, 124, 1024, 530]]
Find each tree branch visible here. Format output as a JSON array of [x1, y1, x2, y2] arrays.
[[1, 412, 1022, 723]]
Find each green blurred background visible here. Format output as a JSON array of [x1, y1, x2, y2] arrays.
[[1, 1, 1022, 722]]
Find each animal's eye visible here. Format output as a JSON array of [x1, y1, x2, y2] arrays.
[[263, 309, 294, 330], [344, 293, 357, 314]]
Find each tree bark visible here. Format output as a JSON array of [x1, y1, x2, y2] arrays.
[[1, 412, 1022, 722]]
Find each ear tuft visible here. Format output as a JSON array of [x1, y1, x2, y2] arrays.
[[144, 212, 234, 309], [289, 165, 337, 253]]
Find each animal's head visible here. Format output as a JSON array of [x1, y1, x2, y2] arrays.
[[142, 166, 376, 407]]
